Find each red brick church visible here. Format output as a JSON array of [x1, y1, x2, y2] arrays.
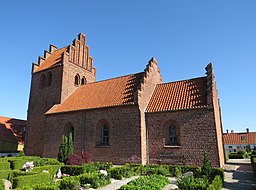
[[25, 33, 224, 167]]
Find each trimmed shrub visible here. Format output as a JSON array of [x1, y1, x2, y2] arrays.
[[14, 186, 33, 190], [9, 159, 28, 170], [59, 176, 80, 190], [142, 165, 169, 176], [61, 165, 84, 176], [0, 170, 14, 182], [33, 165, 61, 176], [177, 176, 208, 190], [120, 174, 169, 190], [92, 162, 112, 170], [228, 153, 244, 159], [83, 163, 99, 173], [33, 184, 59, 190], [0, 161, 10, 170], [33, 158, 62, 167], [13, 171, 38, 178], [108, 165, 134, 180], [207, 175, 222, 190], [0, 179, 4, 190], [252, 157, 256, 175], [13, 173, 52, 189], [79, 172, 110, 188]]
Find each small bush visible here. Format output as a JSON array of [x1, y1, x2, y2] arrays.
[[9, 159, 28, 170], [92, 162, 112, 170], [13, 173, 52, 189], [207, 175, 222, 190], [211, 168, 224, 181], [13, 171, 38, 178], [61, 165, 84, 176], [108, 165, 134, 180], [67, 152, 92, 165], [0, 161, 10, 170], [175, 166, 182, 177], [82, 163, 99, 173], [79, 172, 110, 188], [142, 165, 169, 176], [120, 174, 169, 190], [33, 158, 62, 167], [59, 176, 80, 190], [33, 165, 61, 176], [177, 176, 208, 190]]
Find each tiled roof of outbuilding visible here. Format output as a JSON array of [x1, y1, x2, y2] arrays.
[[47, 72, 144, 114], [146, 77, 207, 112], [34, 47, 68, 73], [223, 132, 256, 145], [0, 116, 26, 144]]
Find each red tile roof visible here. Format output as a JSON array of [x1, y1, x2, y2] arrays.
[[223, 132, 256, 145], [34, 47, 68, 73], [47, 72, 144, 114], [146, 77, 207, 112], [0, 116, 26, 144]]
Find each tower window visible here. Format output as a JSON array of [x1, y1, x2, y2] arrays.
[[46, 72, 52, 87], [39, 74, 46, 88], [75, 74, 80, 86], [81, 77, 87, 85]]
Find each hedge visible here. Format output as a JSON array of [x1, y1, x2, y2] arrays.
[[13, 173, 52, 189], [177, 176, 209, 190], [120, 174, 169, 190], [252, 157, 256, 175], [228, 153, 245, 159], [207, 175, 222, 190], [33, 165, 61, 176], [33, 184, 59, 190], [61, 165, 84, 176], [79, 171, 110, 188], [0, 179, 4, 190], [59, 176, 80, 190], [0, 170, 15, 182], [108, 165, 135, 180], [0, 161, 10, 170]]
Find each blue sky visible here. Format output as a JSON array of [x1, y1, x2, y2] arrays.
[[0, 1, 255, 133]]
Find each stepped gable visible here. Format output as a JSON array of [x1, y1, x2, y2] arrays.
[[33, 33, 95, 73], [47, 72, 144, 114], [146, 77, 207, 112]]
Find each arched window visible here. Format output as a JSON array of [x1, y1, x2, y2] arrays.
[[164, 121, 179, 146], [46, 72, 52, 87], [75, 74, 80, 86], [168, 126, 177, 145], [64, 123, 74, 144], [102, 124, 109, 145], [39, 74, 46, 88], [81, 77, 87, 85]]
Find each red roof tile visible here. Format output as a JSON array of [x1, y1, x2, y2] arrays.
[[47, 72, 144, 114], [146, 77, 207, 112], [34, 47, 68, 73], [223, 132, 256, 145]]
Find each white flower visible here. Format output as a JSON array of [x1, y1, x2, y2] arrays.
[[57, 169, 62, 179], [99, 170, 108, 176]]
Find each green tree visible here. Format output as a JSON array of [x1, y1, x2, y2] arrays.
[[58, 134, 74, 163], [202, 151, 213, 178], [246, 145, 252, 153]]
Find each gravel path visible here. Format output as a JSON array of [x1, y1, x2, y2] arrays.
[[95, 176, 139, 190], [222, 158, 256, 190]]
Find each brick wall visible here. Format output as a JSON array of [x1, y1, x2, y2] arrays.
[[147, 108, 222, 167], [43, 105, 142, 164]]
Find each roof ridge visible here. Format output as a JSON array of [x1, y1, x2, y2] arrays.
[[158, 76, 207, 86], [79, 72, 144, 87]]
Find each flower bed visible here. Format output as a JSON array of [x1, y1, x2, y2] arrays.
[[120, 174, 169, 190]]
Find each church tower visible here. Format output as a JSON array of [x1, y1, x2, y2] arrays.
[[25, 33, 96, 156]]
